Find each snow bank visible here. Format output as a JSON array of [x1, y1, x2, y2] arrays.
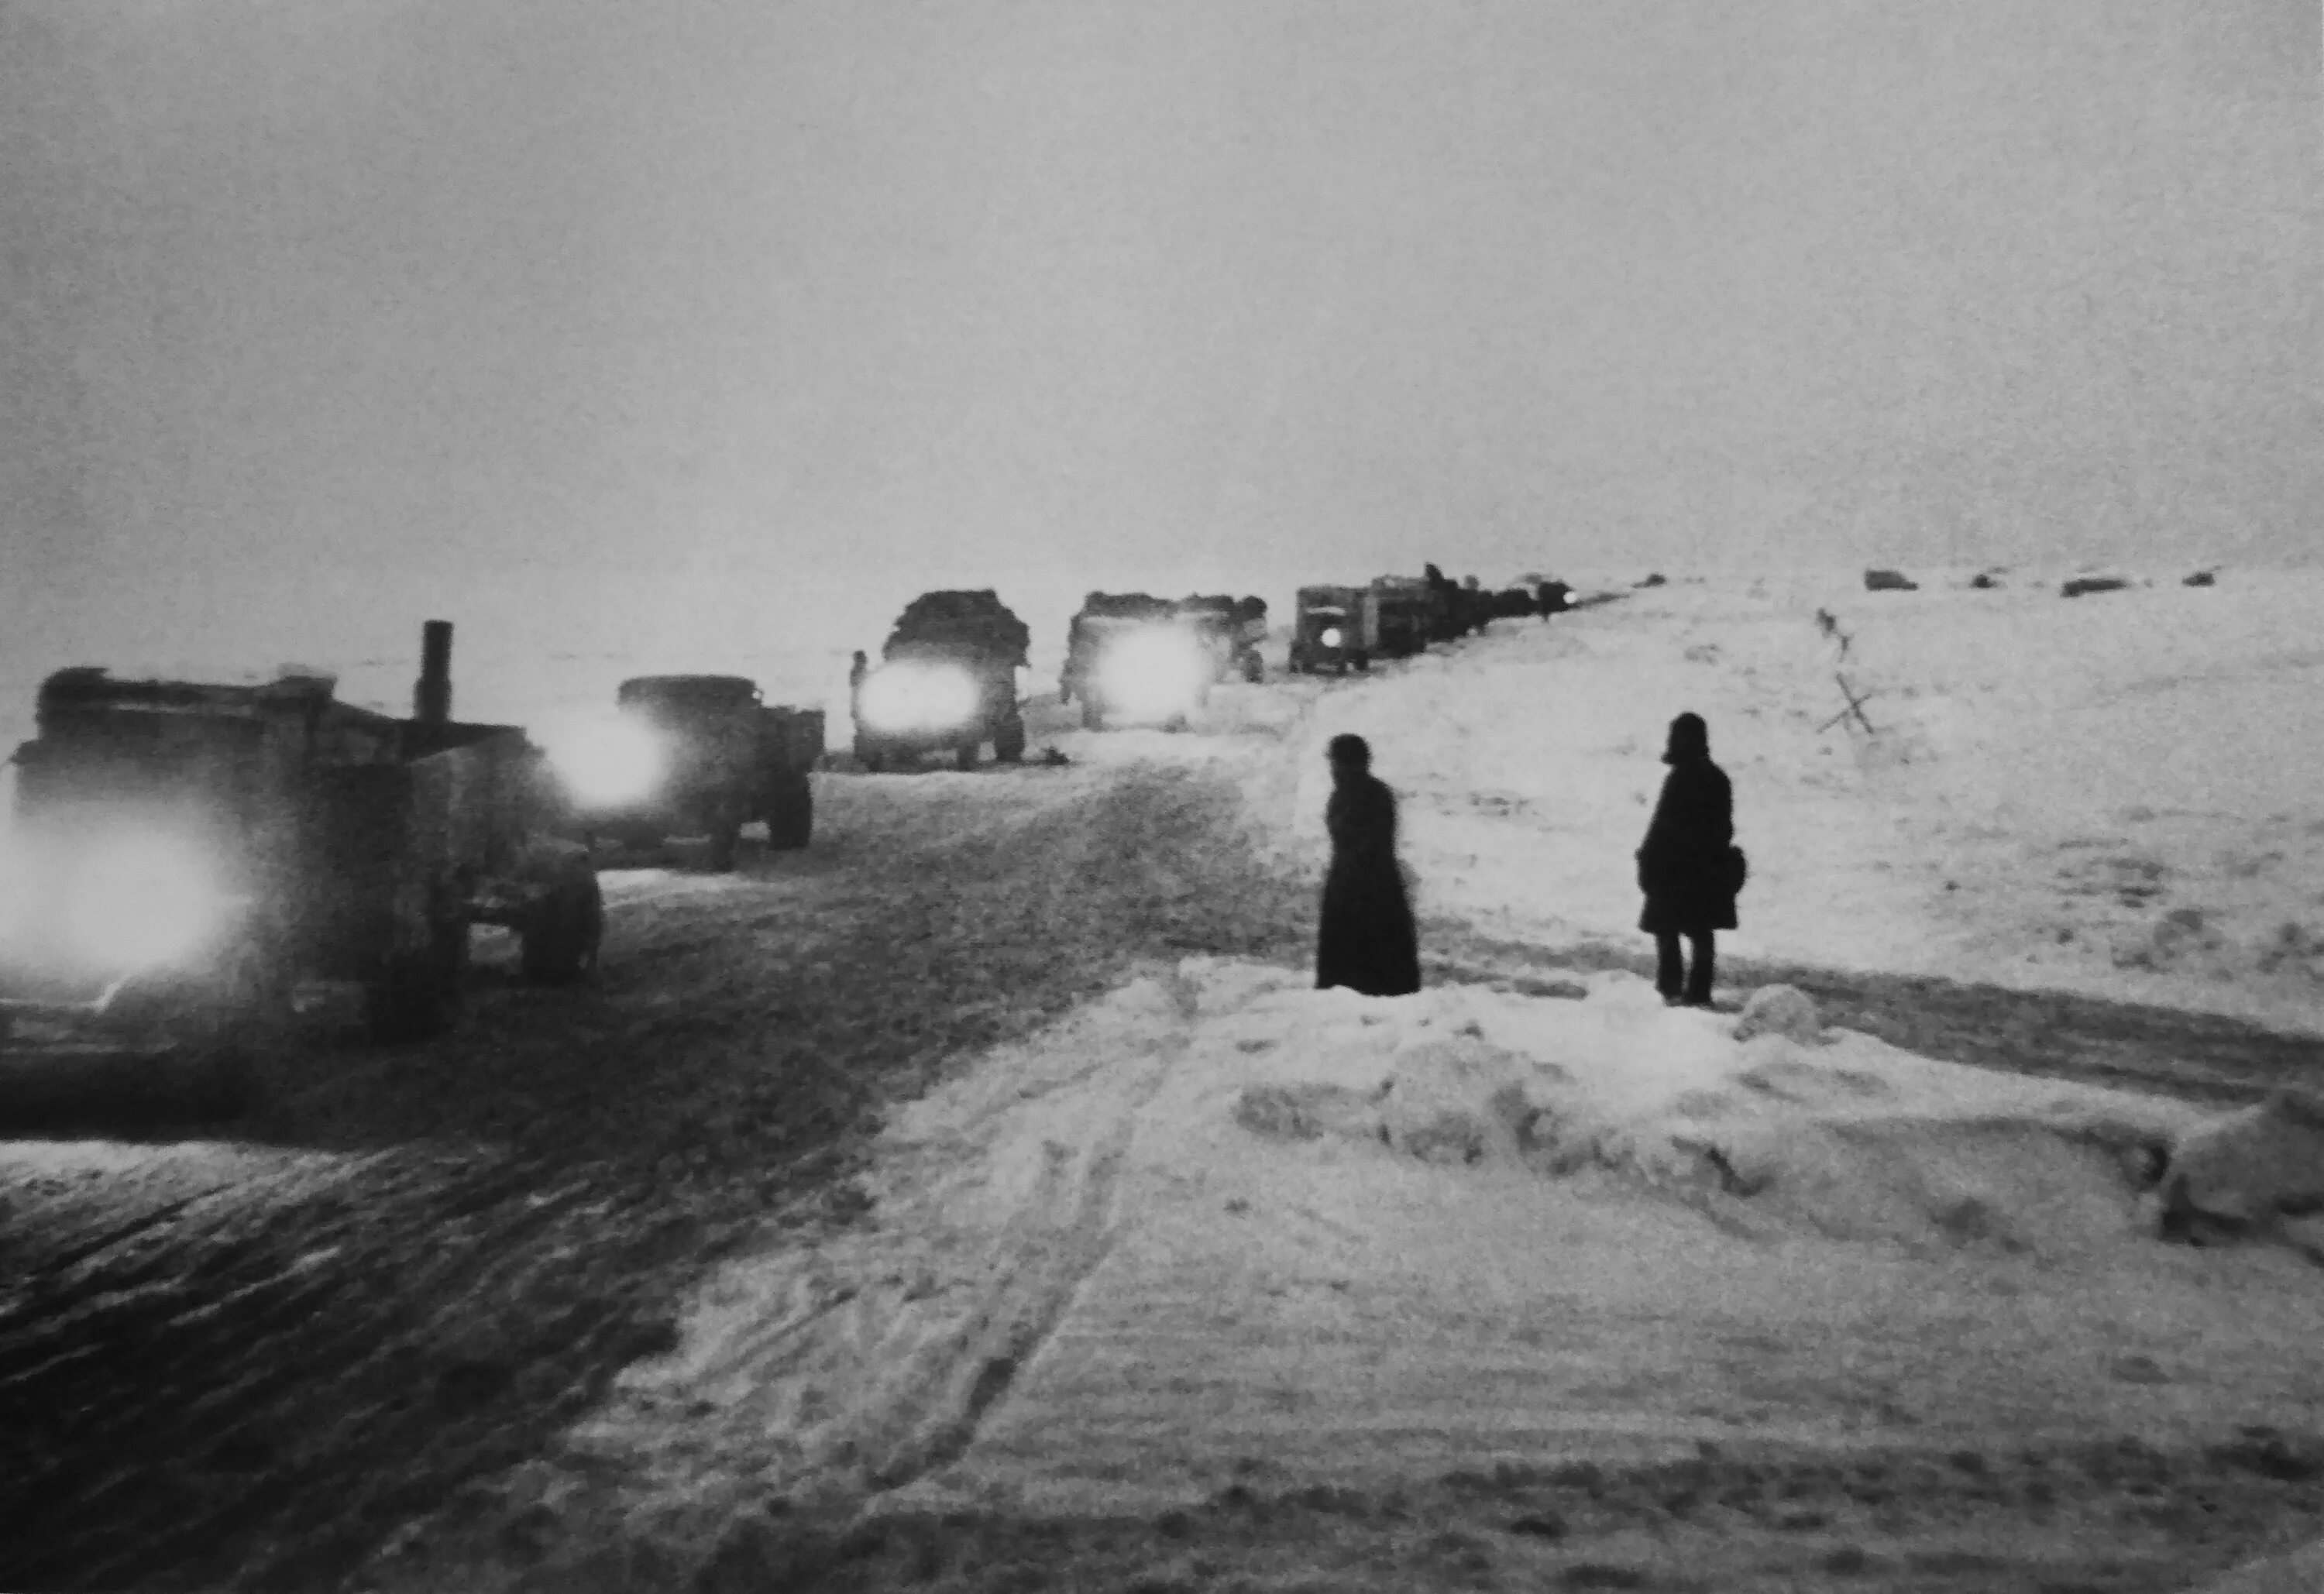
[[1208, 965, 2197, 1256], [538, 960, 2317, 1544]]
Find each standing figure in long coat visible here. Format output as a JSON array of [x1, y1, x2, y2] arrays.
[[1636, 712, 1738, 1006], [1316, 733, 1422, 997]]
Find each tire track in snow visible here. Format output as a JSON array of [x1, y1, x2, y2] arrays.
[[858, 974, 1198, 1493]]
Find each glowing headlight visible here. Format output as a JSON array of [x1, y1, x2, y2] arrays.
[[67, 834, 225, 970], [1097, 629, 1208, 718], [860, 664, 979, 732], [551, 719, 667, 809], [1320, 626, 1343, 648]]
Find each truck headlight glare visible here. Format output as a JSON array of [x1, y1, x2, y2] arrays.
[[67, 834, 225, 970], [861, 664, 978, 732], [552, 720, 666, 808], [1097, 630, 1208, 718], [1320, 626, 1343, 648]]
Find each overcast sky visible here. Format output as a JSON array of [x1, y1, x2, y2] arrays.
[[3, 0, 2316, 613]]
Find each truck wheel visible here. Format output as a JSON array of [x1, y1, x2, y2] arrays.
[[707, 812, 744, 871], [765, 773, 813, 850], [1242, 652, 1263, 684], [194, 938, 296, 1115], [995, 717, 1027, 764], [366, 914, 467, 1043], [521, 867, 603, 984], [611, 821, 663, 854], [1352, 653, 1370, 672], [955, 741, 980, 772], [1081, 700, 1105, 732]]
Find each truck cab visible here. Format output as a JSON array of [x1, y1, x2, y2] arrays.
[[1288, 586, 1374, 675]]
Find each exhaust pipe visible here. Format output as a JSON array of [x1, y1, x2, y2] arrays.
[[414, 620, 453, 725]]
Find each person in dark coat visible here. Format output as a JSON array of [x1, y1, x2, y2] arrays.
[[1636, 712, 1737, 1006], [1316, 733, 1422, 997]]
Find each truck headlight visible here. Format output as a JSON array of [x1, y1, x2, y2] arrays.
[[861, 664, 978, 731], [551, 720, 666, 808], [1320, 626, 1343, 648], [1098, 630, 1208, 718], [67, 834, 227, 970]]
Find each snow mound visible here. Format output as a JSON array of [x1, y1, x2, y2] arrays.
[[1732, 982, 1823, 1044], [1226, 970, 2199, 1257], [2161, 1086, 2324, 1232]]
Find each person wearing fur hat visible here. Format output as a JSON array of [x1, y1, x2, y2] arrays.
[[1636, 712, 1739, 1006], [1316, 733, 1422, 997]]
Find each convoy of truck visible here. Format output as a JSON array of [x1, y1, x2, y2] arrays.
[[0, 565, 1567, 1115]]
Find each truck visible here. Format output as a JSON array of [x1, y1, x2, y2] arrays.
[[1174, 594, 1269, 684], [1368, 576, 1439, 659], [552, 675, 823, 871], [1287, 586, 1376, 674], [1060, 593, 1212, 731], [854, 590, 1030, 771], [0, 622, 601, 1114]]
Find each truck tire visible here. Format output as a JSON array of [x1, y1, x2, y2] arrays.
[[707, 809, 744, 871], [1242, 651, 1263, 683], [955, 741, 980, 772], [995, 716, 1027, 764], [366, 913, 467, 1043], [521, 866, 603, 984], [765, 772, 813, 850], [191, 936, 296, 1115], [610, 821, 663, 854], [1081, 699, 1105, 732], [1352, 652, 1370, 672]]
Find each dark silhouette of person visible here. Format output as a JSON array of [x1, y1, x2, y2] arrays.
[[848, 650, 870, 723], [1316, 733, 1421, 997], [1635, 712, 1737, 1006]]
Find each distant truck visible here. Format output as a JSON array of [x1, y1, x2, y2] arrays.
[[1173, 594, 1268, 684], [1367, 576, 1439, 659], [0, 622, 600, 1108], [553, 675, 823, 870], [1289, 585, 1377, 675], [854, 590, 1030, 771], [1061, 593, 1211, 731]]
